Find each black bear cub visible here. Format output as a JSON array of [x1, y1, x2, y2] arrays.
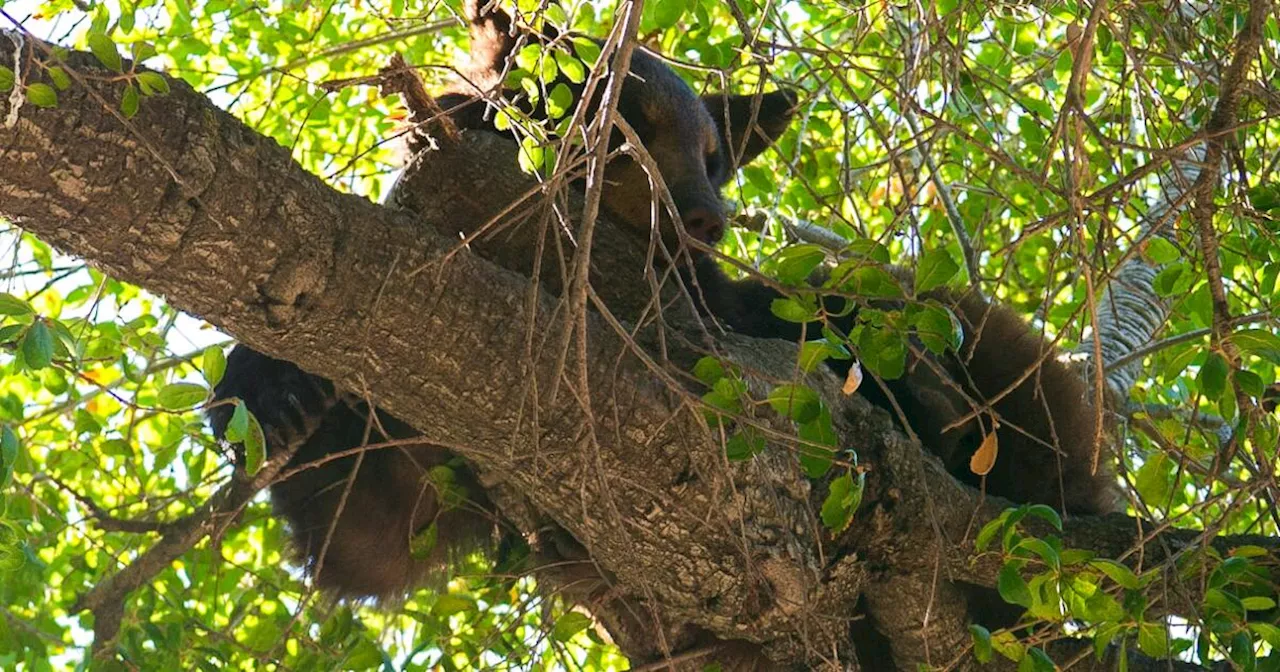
[[210, 0, 1119, 606], [209, 0, 800, 599]]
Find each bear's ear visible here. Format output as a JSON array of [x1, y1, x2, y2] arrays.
[[463, 0, 517, 82], [462, 1, 561, 88], [702, 89, 799, 169]]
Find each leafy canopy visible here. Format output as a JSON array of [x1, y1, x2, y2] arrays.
[[0, 0, 1277, 669]]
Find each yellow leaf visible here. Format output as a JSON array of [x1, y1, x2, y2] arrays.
[[842, 361, 863, 396], [970, 430, 998, 476]]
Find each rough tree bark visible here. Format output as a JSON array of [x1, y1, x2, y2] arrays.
[[0, 43, 1275, 671]]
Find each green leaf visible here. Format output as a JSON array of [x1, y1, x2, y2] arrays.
[[1198, 352, 1229, 401], [1231, 328, 1280, 364], [572, 38, 602, 67], [1023, 647, 1055, 672], [724, 429, 765, 461], [46, 67, 71, 91], [88, 31, 124, 72], [25, 83, 58, 108], [858, 325, 907, 380], [515, 44, 542, 72], [841, 266, 903, 298], [1242, 596, 1276, 611], [1249, 183, 1280, 211], [0, 293, 34, 316], [430, 465, 468, 509], [551, 612, 593, 642], [770, 296, 819, 323], [546, 82, 573, 119], [202, 346, 227, 386], [342, 638, 384, 669], [991, 630, 1025, 662], [1232, 545, 1269, 558], [41, 368, 68, 395], [910, 304, 963, 355], [1230, 631, 1256, 669], [0, 521, 24, 572], [224, 400, 250, 443], [543, 3, 569, 26], [693, 356, 726, 385], [1134, 452, 1173, 506], [1081, 588, 1127, 622], [22, 321, 54, 369], [1144, 237, 1180, 264], [432, 593, 473, 618], [1205, 587, 1245, 618], [797, 340, 837, 373], [121, 84, 139, 118], [157, 382, 208, 410], [703, 376, 746, 416], [1014, 538, 1060, 569], [131, 42, 158, 63], [1136, 622, 1170, 658], [774, 244, 825, 285], [0, 426, 18, 488], [1091, 559, 1140, 590], [518, 135, 547, 173], [915, 248, 960, 292], [1249, 622, 1280, 649], [1219, 553, 1256, 576], [47, 320, 77, 358], [1023, 504, 1063, 530], [975, 513, 1008, 552], [820, 472, 864, 533], [74, 409, 101, 435], [998, 563, 1033, 608], [1236, 369, 1264, 399], [798, 407, 837, 478], [1094, 623, 1125, 661], [653, 0, 685, 29], [136, 71, 171, 95], [767, 384, 821, 423], [969, 624, 993, 663], [540, 52, 558, 85], [839, 239, 891, 265], [1153, 263, 1193, 297], [242, 411, 266, 476], [554, 51, 586, 84], [409, 522, 437, 560], [0, 66, 13, 93]]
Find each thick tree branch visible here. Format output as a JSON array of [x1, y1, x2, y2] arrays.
[[0, 46, 850, 665]]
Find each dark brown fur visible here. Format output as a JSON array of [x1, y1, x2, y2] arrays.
[[208, 349, 497, 599], [929, 286, 1120, 514]]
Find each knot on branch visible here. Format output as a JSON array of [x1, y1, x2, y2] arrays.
[[378, 53, 460, 147]]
